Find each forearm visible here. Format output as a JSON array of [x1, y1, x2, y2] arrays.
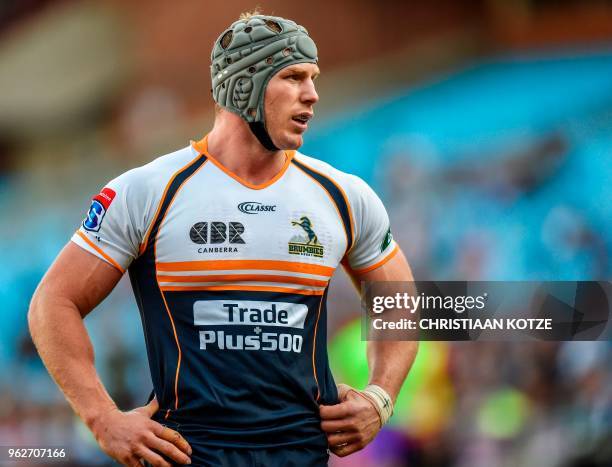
[[367, 340, 418, 402], [28, 291, 117, 429], [360, 250, 419, 402]]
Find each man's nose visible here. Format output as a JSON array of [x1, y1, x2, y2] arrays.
[[301, 79, 319, 105]]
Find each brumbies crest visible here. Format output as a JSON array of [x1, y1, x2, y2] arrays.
[[289, 216, 324, 258]]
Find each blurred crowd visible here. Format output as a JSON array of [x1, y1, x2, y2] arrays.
[[0, 1, 611, 466], [329, 328, 611, 467]]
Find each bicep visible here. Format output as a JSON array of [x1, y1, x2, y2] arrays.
[[35, 242, 124, 318]]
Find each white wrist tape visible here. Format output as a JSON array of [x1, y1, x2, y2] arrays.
[[361, 384, 394, 426]]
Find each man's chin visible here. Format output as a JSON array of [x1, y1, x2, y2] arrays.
[[277, 134, 304, 150]]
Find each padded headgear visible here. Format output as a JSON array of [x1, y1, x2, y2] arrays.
[[211, 15, 318, 150]]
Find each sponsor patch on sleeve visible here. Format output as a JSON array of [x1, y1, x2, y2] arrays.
[[381, 227, 393, 252], [83, 187, 116, 232]]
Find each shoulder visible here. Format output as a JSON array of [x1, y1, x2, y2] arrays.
[[292, 152, 376, 207], [292, 152, 370, 196], [113, 145, 198, 189], [293, 152, 391, 241], [107, 145, 199, 201]]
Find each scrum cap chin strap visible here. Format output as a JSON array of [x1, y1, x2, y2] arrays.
[[248, 121, 278, 151], [210, 15, 318, 151]]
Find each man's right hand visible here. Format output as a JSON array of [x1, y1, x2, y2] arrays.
[[28, 246, 192, 466], [90, 398, 192, 466]]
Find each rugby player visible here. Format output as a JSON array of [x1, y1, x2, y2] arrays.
[[28, 12, 418, 466]]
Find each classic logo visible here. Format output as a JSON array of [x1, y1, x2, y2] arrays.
[[190, 221, 245, 253], [237, 201, 276, 214], [289, 216, 324, 258], [83, 187, 116, 232]]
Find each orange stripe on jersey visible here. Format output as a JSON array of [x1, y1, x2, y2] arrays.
[[139, 153, 207, 255], [312, 295, 325, 402], [157, 274, 329, 287], [156, 259, 335, 277], [192, 135, 294, 190], [152, 156, 208, 417], [293, 165, 348, 248], [159, 287, 182, 415], [76, 231, 125, 274], [160, 284, 325, 295], [350, 244, 399, 274]]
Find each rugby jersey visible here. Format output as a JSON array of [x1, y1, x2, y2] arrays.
[[71, 135, 398, 450]]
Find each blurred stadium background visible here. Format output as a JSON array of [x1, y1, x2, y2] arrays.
[[0, 0, 611, 466]]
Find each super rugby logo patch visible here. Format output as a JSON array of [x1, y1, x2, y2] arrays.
[[83, 187, 116, 232]]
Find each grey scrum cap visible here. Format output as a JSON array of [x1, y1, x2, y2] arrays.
[[210, 15, 318, 150]]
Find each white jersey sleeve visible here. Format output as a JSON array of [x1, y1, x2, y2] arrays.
[[71, 168, 154, 272], [343, 174, 398, 272], [71, 146, 198, 273]]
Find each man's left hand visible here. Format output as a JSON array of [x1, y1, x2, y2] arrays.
[[319, 384, 382, 457]]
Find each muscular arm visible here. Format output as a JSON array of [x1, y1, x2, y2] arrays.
[[28, 242, 191, 467], [28, 242, 123, 426], [359, 249, 418, 403], [320, 248, 418, 457]]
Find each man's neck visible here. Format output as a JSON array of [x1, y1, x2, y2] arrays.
[[206, 112, 287, 186]]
